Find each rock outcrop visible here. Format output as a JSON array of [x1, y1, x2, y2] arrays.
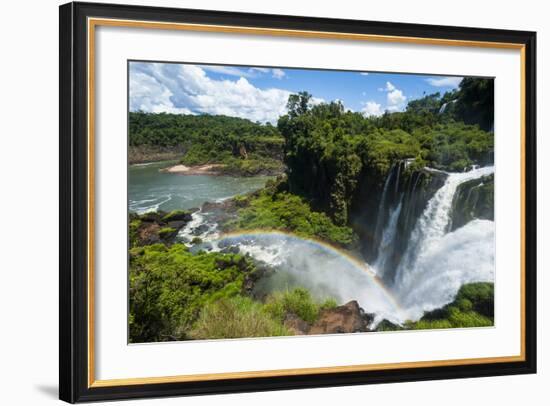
[[309, 301, 373, 334], [450, 174, 494, 231], [130, 210, 194, 246]]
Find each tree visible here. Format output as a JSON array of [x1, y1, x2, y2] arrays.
[[286, 91, 312, 118]]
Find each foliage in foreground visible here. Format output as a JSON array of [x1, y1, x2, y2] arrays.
[[190, 288, 337, 340], [224, 180, 358, 248], [129, 243, 256, 342], [263, 287, 338, 324], [376, 282, 494, 332], [129, 239, 340, 342], [189, 296, 290, 339]]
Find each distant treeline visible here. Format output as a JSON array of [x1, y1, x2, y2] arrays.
[[129, 113, 284, 174]]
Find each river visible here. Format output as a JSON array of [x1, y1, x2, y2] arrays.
[[128, 161, 274, 214]]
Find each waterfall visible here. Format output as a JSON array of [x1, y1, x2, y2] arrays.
[[394, 162, 401, 194], [373, 197, 403, 277], [438, 99, 456, 115], [391, 165, 495, 319], [373, 164, 395, 246]]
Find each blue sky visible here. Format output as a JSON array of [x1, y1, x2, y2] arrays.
[[129, 61, 463, 124]]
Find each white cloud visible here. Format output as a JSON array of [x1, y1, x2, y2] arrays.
[[363, 81, 407, 114], [129, 62, 292, 123], [362, 101, 383, 117], [360, 72, 369, 76], [129, 71, 193, 115], [384, 81, 407, 112], [425, 76, 462, 88], [272, 68, 286, 79], [309, 96, 326, 107], [387, 88, 406, 110]]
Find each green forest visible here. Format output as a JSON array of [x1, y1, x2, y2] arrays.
[[129, 77, 495, 342]]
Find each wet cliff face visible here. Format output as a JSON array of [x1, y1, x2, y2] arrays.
[[449, 174, 494, 232], [350, 162, 446, 281]]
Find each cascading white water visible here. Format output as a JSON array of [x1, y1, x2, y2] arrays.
[[394, 219, 494, 320], [373, 164, 394, 242], [392, 165, 495, 320], [373, 198, 403, 277]]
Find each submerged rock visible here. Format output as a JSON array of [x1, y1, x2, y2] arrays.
[[309, 301, 372, 334]]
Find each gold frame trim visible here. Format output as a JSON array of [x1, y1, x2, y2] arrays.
[[87, 17, 527, 388]]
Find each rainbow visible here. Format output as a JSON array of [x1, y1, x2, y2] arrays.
[[215, 229, 405, 315]]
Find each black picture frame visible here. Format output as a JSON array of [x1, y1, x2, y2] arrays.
[[59, 1, 537, 403]]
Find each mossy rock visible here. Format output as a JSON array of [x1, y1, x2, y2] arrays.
[[191, 237, 203, 245], [162, 210, 192, 223], [158, 227, 177, 240], [375, 319, 404, 332]]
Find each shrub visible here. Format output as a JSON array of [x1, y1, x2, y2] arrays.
[[129, 243, 254, 343], [190, 296, 289, 339], [264, 288, 336, 325]]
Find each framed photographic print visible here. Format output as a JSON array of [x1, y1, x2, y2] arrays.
[[59, 1, 537, 403]]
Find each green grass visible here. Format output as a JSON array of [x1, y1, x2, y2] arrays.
[[264, 288, 323, 324], [190, 296, 290, 340], [190, 288, 338, 340]]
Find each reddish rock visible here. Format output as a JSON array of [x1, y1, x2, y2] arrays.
[[137, 223, 162, 245], [309, 301, 371, 335], [284, 313, 310, 335]]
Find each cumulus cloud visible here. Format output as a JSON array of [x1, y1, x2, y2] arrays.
[[129, 62, 292, 123], [360, 72, 369, 76], [383, 81, 407, 112], [362, 101, 383, 117], [362, 81, 407, 115], [425, 76, 462, 88]]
